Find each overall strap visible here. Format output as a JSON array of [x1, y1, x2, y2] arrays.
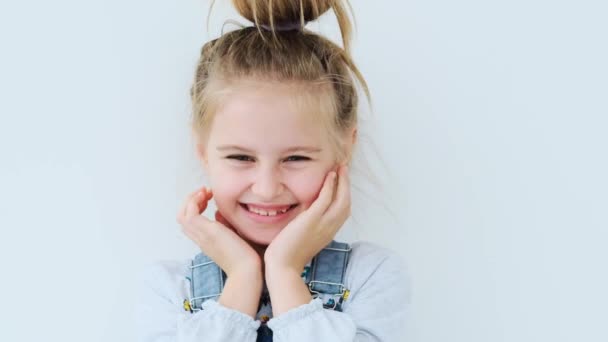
[[183, 240, 351, 313], [304, 240, 352, 312], [184, 253, 227, 312]]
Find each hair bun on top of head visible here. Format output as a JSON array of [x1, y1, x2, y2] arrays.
[[232, 0, 331, 25], [231, 0, 353, 48]]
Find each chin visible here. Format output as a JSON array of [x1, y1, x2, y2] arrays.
[[234, 225, 277, 247]]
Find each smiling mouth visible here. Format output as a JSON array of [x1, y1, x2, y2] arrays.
[[239, 203, 298, 217]]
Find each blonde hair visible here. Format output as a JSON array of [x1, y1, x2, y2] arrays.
[[190, 1, 402, 235], [190, 0, 369, 164]]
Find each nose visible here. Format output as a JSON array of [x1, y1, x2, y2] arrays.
[[250, 166, 284, 201]]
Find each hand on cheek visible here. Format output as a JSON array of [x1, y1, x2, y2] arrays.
[[264, 164, 351, 272], [177, 187, 262, 277]]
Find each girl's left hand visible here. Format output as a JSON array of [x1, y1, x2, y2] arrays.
[[264, 164, 351, 273]]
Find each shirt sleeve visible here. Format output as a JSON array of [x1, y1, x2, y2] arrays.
[[266, 245, 411, 341], [135, 261, 261, 342]]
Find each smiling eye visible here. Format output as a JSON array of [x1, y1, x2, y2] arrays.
[[227, 155, 254, 162], [285, 155, 310, 162]]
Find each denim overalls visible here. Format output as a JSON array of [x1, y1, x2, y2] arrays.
[[183, 240, 352, 342]]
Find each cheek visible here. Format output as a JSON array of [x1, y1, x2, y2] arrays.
[[207, 167, 244, 208], [288, 170, 330, 207]]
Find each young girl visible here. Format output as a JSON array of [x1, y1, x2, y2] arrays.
[[137, 1, 410, 341]]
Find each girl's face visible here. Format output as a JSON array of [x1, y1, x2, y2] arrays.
[[198, 83, 345, 247]]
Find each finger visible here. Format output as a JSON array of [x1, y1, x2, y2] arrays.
[[325, 165, 351, 220], [178, 187, 213, 221], [198, 188, 214, 214], [178, 188, 202, 222], [184, 187, 214, 219], [215, 210, 228, 226], [215, 210, 236, 232], [331, 166, 341, 202], [307, 170, 338, 217], [184, 190, 206, 218]]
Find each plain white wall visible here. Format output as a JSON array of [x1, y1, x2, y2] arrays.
[[1, 0, 606, 341]]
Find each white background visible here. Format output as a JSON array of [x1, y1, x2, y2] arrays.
[[1, 0, 606, 341]]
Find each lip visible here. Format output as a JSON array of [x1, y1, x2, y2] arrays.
[[239, 203, 298, 224], [241, 203, 295, 210]]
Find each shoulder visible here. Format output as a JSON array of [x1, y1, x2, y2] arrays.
[[343, 241, 411, 304], [138, 258, 190, 285], [346, 240, 407, 276], [137, 258, 192, 304]]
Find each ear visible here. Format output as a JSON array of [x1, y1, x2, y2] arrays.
[[351, 127, 357, 146], [195, 142, 209, 168], [344, 127, 357, 164]]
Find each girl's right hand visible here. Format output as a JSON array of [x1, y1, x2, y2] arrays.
[[177, 187, 261, 277]]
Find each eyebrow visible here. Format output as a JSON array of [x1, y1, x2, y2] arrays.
[[216, 145, 322, 154]]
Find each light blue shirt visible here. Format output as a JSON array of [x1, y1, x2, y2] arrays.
[[136, 241, 411, 341]]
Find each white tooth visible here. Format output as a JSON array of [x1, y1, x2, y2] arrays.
[[247, 204, 292, 216]]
